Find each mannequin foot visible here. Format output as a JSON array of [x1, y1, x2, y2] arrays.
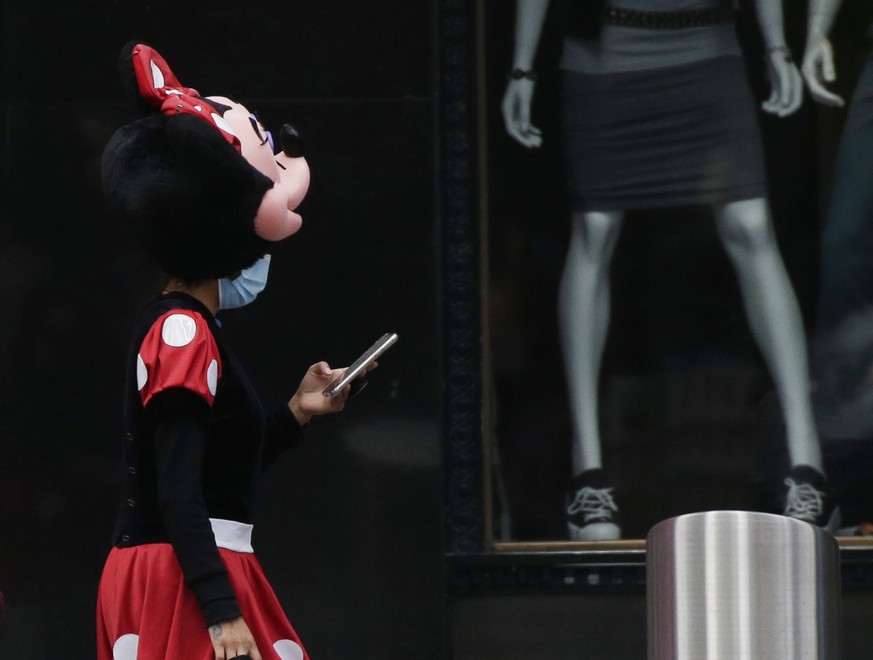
[[566, 469, 621, 541], [782, 464, 841, 534]]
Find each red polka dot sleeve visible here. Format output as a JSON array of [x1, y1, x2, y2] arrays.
[[136, 310, 222, 408]]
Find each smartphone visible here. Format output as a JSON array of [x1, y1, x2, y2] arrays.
[[322, 332, 398, 397]]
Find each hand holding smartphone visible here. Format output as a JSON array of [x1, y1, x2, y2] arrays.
[[322, 333, 398, 397]]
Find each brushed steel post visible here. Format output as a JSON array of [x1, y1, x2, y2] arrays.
[[647, 511, 840, 659]]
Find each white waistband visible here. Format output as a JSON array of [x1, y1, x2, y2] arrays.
[[209, 518, 254, 553]]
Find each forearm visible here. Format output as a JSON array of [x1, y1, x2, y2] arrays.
[[807, 0, 842, 41], [152, 394, 241, 626], [752, 0, 788, 50], [512, 0, 551, 69], [263, 401, 305, 468]]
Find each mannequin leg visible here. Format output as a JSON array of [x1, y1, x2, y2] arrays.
[[713, 198, 838, 530], [713, 198, 821, 470], [559, 209, 623, 540]]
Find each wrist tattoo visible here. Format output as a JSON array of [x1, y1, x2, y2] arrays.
[[210, 623, 223, 640]]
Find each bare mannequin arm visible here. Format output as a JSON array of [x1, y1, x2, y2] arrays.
[[502, 0, 551, 147], [752, 0, 804, 116], [511, 0, 550, 71], [802, 0, 845, 106], [807, 0, 842, 42], [752, 0, 789, 51]]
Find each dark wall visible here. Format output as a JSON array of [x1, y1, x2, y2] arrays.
[[0, 1, 445, 657]]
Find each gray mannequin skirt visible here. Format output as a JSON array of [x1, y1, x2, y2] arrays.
[[562, 56, 767, 211]]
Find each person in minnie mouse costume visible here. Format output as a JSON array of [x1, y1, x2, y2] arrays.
[[96, 42, 366, 660]]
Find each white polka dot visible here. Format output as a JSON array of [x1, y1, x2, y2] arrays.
[[207, 359, 219, 396], [149, 60, 165, 89], [113, 633, 139, 660], [136, 353, 148, 391], [161, 314, 197, 347], [194, 104, 203, 112], [212, 113, 238, 138], [273, 639, 304, 660]]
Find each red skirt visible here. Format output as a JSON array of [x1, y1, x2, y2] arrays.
[[96, 544, 308, 660]]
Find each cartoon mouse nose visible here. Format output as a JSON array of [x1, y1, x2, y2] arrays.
[[280, 124, 304, 158]]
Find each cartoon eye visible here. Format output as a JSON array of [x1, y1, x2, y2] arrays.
[[248, 113, 274, 151]]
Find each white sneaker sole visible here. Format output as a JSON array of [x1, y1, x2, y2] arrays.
[[785, 506, 842, 535], [568, 521, 621, 541]]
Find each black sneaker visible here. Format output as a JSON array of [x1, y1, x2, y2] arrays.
[[566, 468, 621, 541], [782, 464, 841, 534]]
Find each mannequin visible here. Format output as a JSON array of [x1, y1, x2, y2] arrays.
[[502, 0, 836, 540]]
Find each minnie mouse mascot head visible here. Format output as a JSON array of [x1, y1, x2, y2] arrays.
[[102, 42, 310, 304]]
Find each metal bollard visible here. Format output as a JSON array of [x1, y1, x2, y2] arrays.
[[647, 511, 841, 659]]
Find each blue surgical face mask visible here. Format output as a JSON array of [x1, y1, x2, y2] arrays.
[[218, 254, 271, 310]]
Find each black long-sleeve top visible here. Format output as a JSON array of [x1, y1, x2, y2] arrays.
[[111, 292, 303, 626]]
